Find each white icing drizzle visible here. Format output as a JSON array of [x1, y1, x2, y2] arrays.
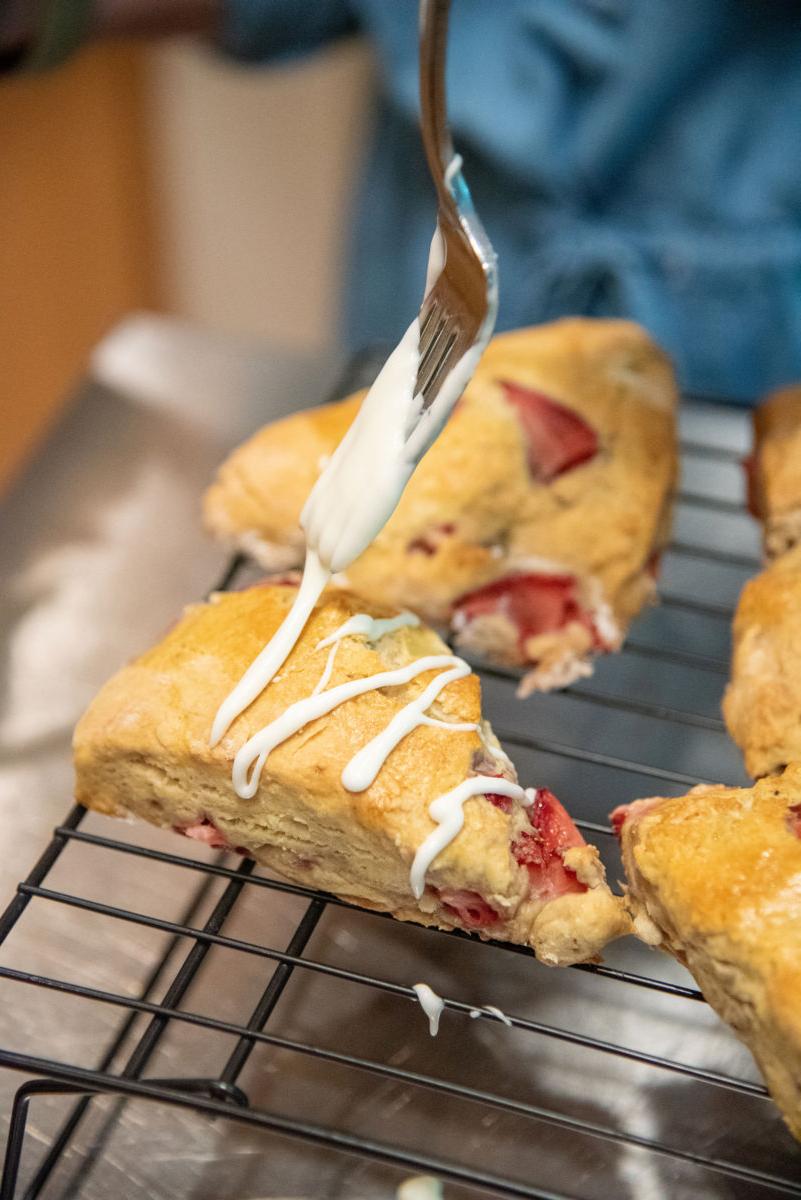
[[397, 1177, 443, 1200], [444, 153, 463, 189], [316, 610, 420, 650], [341, 658, 476, 793], [468, 1005, 512, 1026], [412, 982, 444, 1037], [211, 218, 503, 896], [300, 230, 491, 574], [231, 654, 462, 800], [311, 642, 339, 696], [313, 611, 420, 701], [410, 777, 534, 900], [210, 549, 330, 746], [482, 1005, 513, 1026], [419, 715, 478, 732]]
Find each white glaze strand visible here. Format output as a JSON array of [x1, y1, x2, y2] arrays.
[[340, 658, 473, 793], [210, 549, 330, 746], [311, 642, 339, 697], [418, 715, 478, 732], [412, 982, 444, 1037], [301, 225, 491, 575], [300, 319, 423, 573], [231, 655, 461, 800], [410, 777, 534, 899], [483, 1005, 513, 1026], [316, 610, 419, 650], [468, 1005, 512, 1026], [397, 1177, 443, 1200]]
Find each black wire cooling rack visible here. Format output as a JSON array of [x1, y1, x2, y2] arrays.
[[1, 396, 801, 1199]]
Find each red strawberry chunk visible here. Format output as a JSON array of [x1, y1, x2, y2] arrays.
[[646, 550, 663, 580], [407, 522, 457, 556], [454, 573, 597, 654], [609, 805, 629, 837], [787, 803, 801, 838], [512, 788, 587, 900], [486, 792, 513, 813], [500, 380, 598, 482], [609, 796, 664, 837], [435, 888, 501, 929], [174, 817, 233, 851], [407, 536, 437, 556]]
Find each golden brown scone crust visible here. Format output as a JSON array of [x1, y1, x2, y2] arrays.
[[723, 543, 801, 778], [74, 583, 629, 965], [203, 320, 677, 689], [619, 772, 801, 1141], [750, 386, 801, 558]]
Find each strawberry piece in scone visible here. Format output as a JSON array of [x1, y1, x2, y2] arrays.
[[452, 572, 617, 695], [512, 788, 587, 902], [499, 380, 599, 482]]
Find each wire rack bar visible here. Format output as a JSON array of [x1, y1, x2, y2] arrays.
[[552, 684, 727, 732], [667, 540, 760, 570], [209, 553, 247, 594], [622, 639, 729, 675], [677, 490, 747, 515], [15, 869, 711, 1006], [121, 861, 255, 1082], [479, 662, 728, 730], [3, 1043, 798, 1197], [494, 727, 713, 789], [17, 868, 223, 1200], [679, 438, 745, 463], [0, 960, 764, 1101], [37, 824, 710, 999], [0, 807, 84, 948], [659, 591, 735, 619], [0, 1051, 577, 1200], [0, 1081, 93, 1200], [218, 897, 327, 1087]]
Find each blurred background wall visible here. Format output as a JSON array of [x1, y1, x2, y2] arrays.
[[0, 34, 373, 491]]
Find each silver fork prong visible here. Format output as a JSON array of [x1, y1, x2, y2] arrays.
[[420, 327, 458, 401], [418, 298, 440, 342], [417, 311, 449, 380], [408, 1, 497, 428]]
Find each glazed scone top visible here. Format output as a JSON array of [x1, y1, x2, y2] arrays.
[[75, 583, 531, 907], [204, 319, 677, 626]]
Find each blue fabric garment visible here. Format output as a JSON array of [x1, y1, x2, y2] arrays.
[[223, 0, 801, 403]]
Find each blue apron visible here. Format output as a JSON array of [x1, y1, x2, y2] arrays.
[[225, 0, 801, 402]]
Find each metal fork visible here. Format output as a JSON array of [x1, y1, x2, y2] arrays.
[[415, 0, 498, 409]]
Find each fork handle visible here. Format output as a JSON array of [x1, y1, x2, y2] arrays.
[[419, 0, 455, 205]]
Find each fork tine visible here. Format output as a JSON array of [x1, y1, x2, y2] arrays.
[[422, 327, 458, 399], [418, 297, 440, 342], [418, 298, 444, 357], [418, 310, 447, 372]]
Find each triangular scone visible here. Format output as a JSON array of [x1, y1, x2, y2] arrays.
[[203, 320, 677, 693], [614, 773, 801, 1141], [74, 582, 629, 966]]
